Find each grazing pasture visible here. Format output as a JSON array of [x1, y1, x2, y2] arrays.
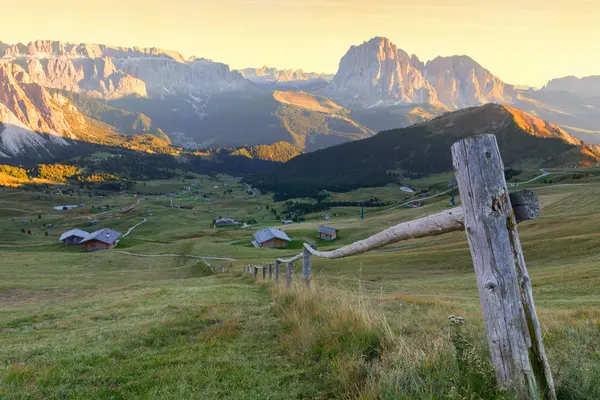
[[0, 173, 599, 398]]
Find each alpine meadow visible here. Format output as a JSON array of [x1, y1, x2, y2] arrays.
[[2, 1, 600, 399]]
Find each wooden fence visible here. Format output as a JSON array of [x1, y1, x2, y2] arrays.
[[243, 134, 555, 399]]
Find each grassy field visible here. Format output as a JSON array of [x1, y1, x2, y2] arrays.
[[1, 173, 600, 398]]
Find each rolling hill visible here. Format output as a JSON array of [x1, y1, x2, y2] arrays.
[[249, 104, 600, 198]]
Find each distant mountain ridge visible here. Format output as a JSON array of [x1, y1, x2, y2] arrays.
[[240, 66, 333, 87], [542, 75, 600, 98], [249, 104, 600, 198], [1, 39, 248, 99], [1, 36, 600, 159]]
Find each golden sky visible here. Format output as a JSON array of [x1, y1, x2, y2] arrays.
[[2, 0, 599, 87]]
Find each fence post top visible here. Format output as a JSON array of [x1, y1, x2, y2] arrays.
[[452, 133, 497, 146]]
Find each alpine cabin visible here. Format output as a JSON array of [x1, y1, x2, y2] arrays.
[[59, 229, 90, 245], [79, 228, 121, 252], [318, 226, 338, 241], [253, 228, 291, 248]]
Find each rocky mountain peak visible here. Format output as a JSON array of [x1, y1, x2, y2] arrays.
[[324, 36, 516, 111], [324, 36, 439, 108], [423, 55, 516, 108]]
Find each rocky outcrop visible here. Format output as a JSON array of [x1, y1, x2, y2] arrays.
[[323, 37, 439, 108], [542, 75, 600, 97]]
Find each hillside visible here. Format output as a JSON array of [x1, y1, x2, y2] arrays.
[[250, 104, 600, 198]]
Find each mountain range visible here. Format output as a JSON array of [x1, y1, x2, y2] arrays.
[[1, 37, 600, 162]]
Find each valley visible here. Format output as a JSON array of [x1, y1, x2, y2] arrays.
[[1, 165, 600, 398]]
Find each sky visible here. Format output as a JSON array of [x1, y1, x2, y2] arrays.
[[1, 0, 599, 87]]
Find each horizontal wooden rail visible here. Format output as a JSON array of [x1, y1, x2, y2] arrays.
[[305, 207, 465, 259], [276, 191, 537, 262], [276, 253, 303, 263]]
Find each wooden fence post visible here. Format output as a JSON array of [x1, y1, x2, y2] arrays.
[[274, 260, 280, 283], [268, 263, 273, 280], [303, 246, 312, 288], [252, 265, 257, 280], [286, 261, 293, 288], [451, 134, 555, 399], [262, 265, 266, 280]]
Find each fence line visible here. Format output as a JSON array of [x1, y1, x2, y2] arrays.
[[246, 134, 554, 399]]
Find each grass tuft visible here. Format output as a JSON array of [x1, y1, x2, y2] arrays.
[[271, 282, 516, 399]]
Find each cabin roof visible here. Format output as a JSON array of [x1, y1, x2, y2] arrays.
[[216, 218, 240, 224], [80, 228, 121, 244], [59, 229, 90, 241], [253, 228, 291, 244], [318, 226, 338, 235]]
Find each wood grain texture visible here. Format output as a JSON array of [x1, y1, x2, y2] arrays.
[[451, 134, 555, 399], [302, 246, 312, 288], [274, 260, 280, 283], [286, 261, 293, 288]]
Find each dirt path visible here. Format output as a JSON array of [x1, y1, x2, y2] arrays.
[[122, 218, 147, 238], [383, 188, 453, 212]]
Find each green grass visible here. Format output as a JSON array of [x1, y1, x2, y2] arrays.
[[1, 176, 600, 398]]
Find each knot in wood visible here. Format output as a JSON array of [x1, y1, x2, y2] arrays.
[[491, 193, 507, 214], [485, 281, 497, 291]]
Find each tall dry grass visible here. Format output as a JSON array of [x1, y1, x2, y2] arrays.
[[270, 281, 513, 399]]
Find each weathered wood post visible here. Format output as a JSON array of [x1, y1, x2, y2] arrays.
[[274, 260, 280, 284], [302, 246, 312, 288], [262, 265, 266, 280], [451, 134, 555, 399], [268, 263, 273, 280], [286, 261, 293, 288], [252, 265, 257, 280]]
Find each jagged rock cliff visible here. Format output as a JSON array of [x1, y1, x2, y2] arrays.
[[323, 37, 439, 108], [323, 37, 515, 110], [1, 40, 249, 98], [0, 63, 82, 157]]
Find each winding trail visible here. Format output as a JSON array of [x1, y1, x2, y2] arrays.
[[122, 218, 147, 238], [246, 183, 256, 197], [382, 188, 453, 212], [509, 169, 552, 186]]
